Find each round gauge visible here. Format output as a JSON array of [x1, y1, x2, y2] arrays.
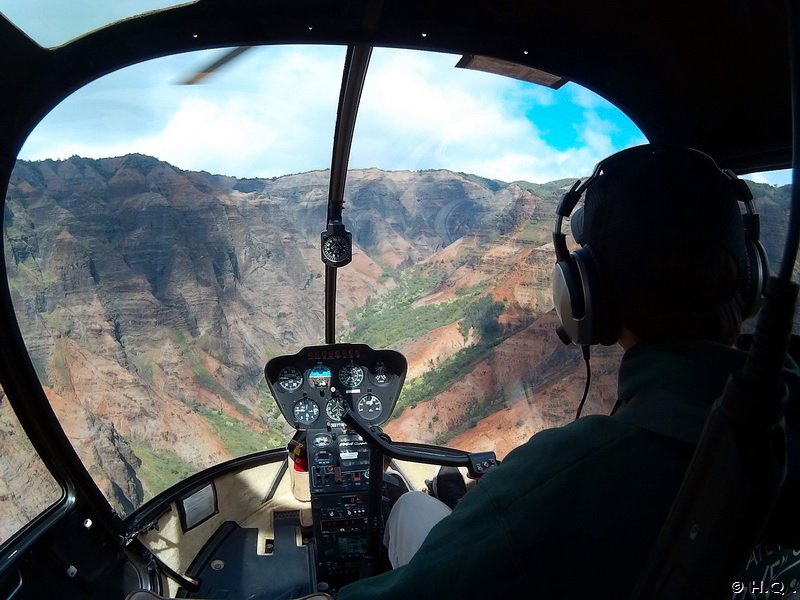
[[292, 398, 320, 425], [312, 433, 332, 448], [373, 365, 390, 386], [309, 365, 332, 389], [339, 364, 364, 388], [278, 366, 303, 392], [322, 234, 351, 264], [325, 397, 347, 422], [356, 393, 383, 421]]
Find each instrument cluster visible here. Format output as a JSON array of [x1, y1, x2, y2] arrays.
[[264, 343, 407, 429]]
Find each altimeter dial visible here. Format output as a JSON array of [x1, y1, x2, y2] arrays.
[[356, 393, 383, 421], [339, 364, 364, 388]]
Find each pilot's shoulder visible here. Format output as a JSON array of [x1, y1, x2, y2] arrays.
[[503, 414, 653, 472], [475, 415, 689, 511]]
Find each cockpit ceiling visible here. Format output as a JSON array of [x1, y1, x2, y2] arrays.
[[0, 0, 792, 174]]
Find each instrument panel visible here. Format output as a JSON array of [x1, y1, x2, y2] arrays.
[[265, 343, 407, 429]]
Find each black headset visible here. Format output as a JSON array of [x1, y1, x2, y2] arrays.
[[552, 145, 769, 346]]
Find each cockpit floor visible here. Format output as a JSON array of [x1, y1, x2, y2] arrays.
[[181, 513, 312, 600]]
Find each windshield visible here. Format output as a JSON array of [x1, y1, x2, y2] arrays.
[[3, 45, 792, 518], [0, 0, 194, 47]]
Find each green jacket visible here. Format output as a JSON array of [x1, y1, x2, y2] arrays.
[[339, 341, 799, 599]]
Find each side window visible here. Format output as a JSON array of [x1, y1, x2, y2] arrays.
[[0, 384, 63, 544], [744, 179, 796, 330], [745, 179, 793, 276]]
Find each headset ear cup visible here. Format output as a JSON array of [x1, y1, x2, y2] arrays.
[[573, 246, 620, 345], [742, 238, 769, 319], [553, 256, 587, 344], [552, 246, 619, 346]]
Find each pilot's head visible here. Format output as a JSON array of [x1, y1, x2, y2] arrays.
[[554, 145, 763, 347]]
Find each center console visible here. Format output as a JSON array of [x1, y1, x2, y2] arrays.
[[265, 344, 498, 595], [307, 425, 371, 589], [265, 344, 407, 594]]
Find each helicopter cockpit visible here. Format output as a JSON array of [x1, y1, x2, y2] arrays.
[[0, 1, 797, 599]]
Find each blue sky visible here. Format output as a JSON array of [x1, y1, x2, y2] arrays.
[[3, 3, 791, 186]]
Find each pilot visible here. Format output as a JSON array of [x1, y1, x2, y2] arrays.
[[336, 145, 800, 599]]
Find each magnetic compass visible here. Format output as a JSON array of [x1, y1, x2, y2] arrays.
[[320, 222, 352, 267]]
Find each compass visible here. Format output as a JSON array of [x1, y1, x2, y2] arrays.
[[320, 222, 352, 267]]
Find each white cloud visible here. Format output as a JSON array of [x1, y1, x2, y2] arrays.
[[350, 49, 640, 182], [19, 46, 645, 183], [575, 111, 618, 156], [136, 97, 280, 175], [570, 85, 616, 110], [21, 46, 345, 177]]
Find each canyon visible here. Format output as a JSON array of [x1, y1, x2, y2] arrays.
[[1, 154, 791, 527]]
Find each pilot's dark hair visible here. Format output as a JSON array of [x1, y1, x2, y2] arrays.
[[575, 147, 749, 345]]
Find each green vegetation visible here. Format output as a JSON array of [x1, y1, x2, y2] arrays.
[[513, 178, 576, 197], [395, 327, 511, 414], [43, 310, 69, 335], [131, 440, 196, 500], [133, 360, 154, 385], [745, 179, 792, 203], [31, 357, 50, 387], [344, 263, 488, 348], [196, 406, 284, 457], [169, 329, 239, 407], [456, 172, 507, 192], [345, 259, 511, 429], [51, 342, 71, 389], [517, 219, 554, 245], [377, 267, 399, 283], [258, 382, 285, 424], [433, 399, 497, 446], [459, 295, 504, 339], [169, 329, 279, 454]]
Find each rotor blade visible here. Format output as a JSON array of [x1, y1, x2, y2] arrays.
[[180, 46, 252, 84]]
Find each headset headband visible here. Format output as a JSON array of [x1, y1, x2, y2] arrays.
[[553, 146, 758, 260]]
